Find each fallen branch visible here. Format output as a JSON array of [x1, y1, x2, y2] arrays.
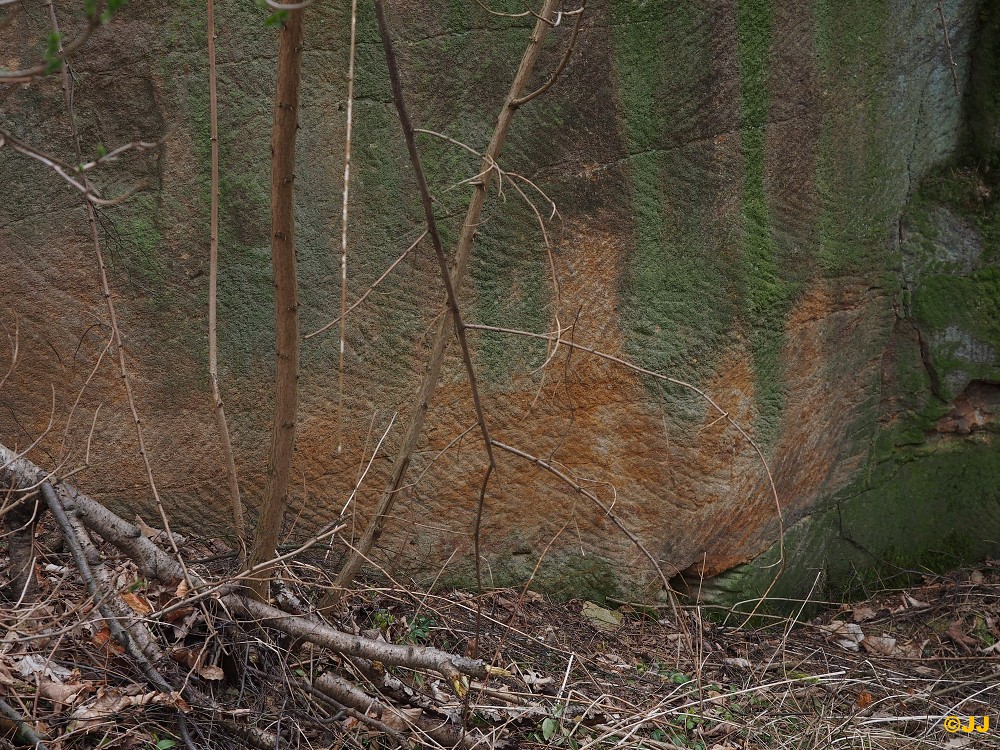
[[39, 482, 162, 663], [0, 443, 493, 689], [38, 480, 195, 750], [1, 444, 45, 602], [314, 672, 475, 748], [0, 697, 47, 750]]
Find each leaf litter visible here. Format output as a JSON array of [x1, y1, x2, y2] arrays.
[[1, 525, 998, 749]]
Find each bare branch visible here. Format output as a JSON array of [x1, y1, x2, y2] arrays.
[[512, 1, 586, 107], [335, 0, 359, 455], [0, 315, 19, 393], [305, 230, 426, 339], [373, 0, 498, 470], [492, 439, 680, 621], [473, 0, 533, 18], [0, 441, 497, 691], [262, 0, 315, 9], [207, 0, 246, 557], [0, 3, 104, 83], [0, 129, 150, 206], [46, 0, 196, 599], [331, 0, 564, 601], [464, 322, 786, 591], [936, 0, 961, 96], [76, 137, 163, 171]]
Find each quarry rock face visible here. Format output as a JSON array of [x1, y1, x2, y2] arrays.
[[2, 0, 998, 603]]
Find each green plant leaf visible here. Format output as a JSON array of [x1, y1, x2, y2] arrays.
[[155, 740, 176, 750], [100, 0, 127, 22], [541, 718, 558, 741], [43, 32, 62, 74], [264, 10, 289, 27]]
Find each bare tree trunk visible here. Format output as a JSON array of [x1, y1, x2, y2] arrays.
[[207, 0, 246, 562], [247, 6, 305, 599], [330, 0, 562, 600]]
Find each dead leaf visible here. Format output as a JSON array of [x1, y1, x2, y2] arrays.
[[163, 606, 193, 625], [581, 601, 622, 631], [818, 621, 864, 651], [856, 690, 874, 709], [169, 647, 198, 669], [899, 639, 928, 659], [166, 692, 192, 713], [72, 688, 193, 731], [852, 606, 877, 622], [521, 670, 554, 689], [198, 665, 225, 681], [945, 620, 977, 654], [15, 655, 72, 682], [944, 737, 973, 749], [175, 578, 189, 598], [91, 626, 125, 656], [861, 635, 897, 656], [121, 591, 152, 616], [134, 515, 158, 538], [38, 680, 88, 705]]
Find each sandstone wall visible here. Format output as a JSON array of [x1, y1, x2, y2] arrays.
[[2, 0, 997, 602]]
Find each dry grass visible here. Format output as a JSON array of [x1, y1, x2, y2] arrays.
[[1, 525, 998, 750]]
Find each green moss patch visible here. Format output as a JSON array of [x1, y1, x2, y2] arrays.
[[610, 3, 740, 421]]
